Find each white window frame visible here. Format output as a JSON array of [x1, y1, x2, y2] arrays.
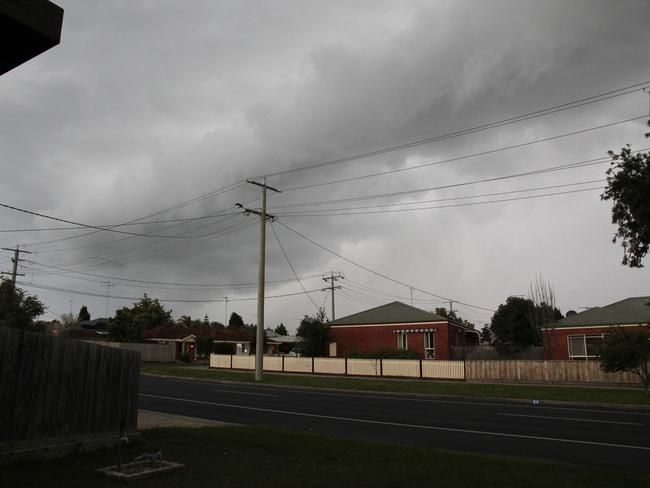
[[567, 334, 604, 360], [396, 331, 408, 350], [424, 331, 435, 359]]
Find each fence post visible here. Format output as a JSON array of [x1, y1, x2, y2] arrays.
[[230, 354, 233, 369], [419, 358, 423, 379], [312, 356, 315, 374], [463, 360, 467, 381], [379, 357, 383, 377], [282, 354, 285, 372]]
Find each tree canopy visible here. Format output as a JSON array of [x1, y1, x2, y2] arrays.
[[490, 296, 562, 354], [600, 327, 650, 394], [434, 307, 474, 328], [228, 311, 245, 328], [108, 294, 173, 342], [0, 279, 45, 331], [78, 305, 90, 322], [274, 323, 288, 336], [601, 120, 650, 267], [296, 310, 330, 357]]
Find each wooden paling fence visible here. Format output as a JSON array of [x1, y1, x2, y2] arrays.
[[84, 341, 175, 362], [210, 354, 642, 385], [210, 354, 465, 380], [465, 360, 639, 384], [0, 327, 140, 445]]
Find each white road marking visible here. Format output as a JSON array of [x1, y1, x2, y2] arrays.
[[212, 389, 277, 398], [140, 393, 650, 452], [144, 376, 650, 417], [499, 413, 643, 426]]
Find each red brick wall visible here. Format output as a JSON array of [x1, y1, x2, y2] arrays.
[[329, 322, 451, 359], [544, 325, 646, 360]]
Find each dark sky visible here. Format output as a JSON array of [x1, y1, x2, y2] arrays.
[[1, 0, 649, 330]]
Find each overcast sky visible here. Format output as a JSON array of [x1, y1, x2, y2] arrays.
[[1, 0, 649, 331]]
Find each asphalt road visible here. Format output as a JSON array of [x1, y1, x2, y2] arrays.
[[139, 375, 650, 473]]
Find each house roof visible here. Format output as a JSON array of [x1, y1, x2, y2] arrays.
[[553, 296, 650, 328], [143, 326, 254, 342], [330, 301, 450, 326]]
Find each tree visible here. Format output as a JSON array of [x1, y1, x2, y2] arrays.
[[228, 311, 245, 328], [176, 315, 192, 328], [296, 309, 331, 357], [490, 296, 561, 355], [202, 315, 210, 328], [196, 335, 214, 358], [108, 294, 173, 342], [274, 323, 288, 336], [56, 312, 78, 336], [78, 305, 90, 322], [601, 120, 650, 267], [434, 307, 474, 328], [527, 275, 562, 357], [600, 327, 650, 394], [479, 325, 492, 344], [0, 279, 45, 331]]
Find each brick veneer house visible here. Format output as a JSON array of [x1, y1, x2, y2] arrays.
[[543, 296, 650, 360], [329, 301, 479, 360], [144, 326, 253, 361]]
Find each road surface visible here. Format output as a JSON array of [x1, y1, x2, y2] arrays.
[[139, 375, 650, 472]]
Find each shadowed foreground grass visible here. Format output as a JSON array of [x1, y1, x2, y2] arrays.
[[141, 362, 650, 406], [3, 426, 649, 488]]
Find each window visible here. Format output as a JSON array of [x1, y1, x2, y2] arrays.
[[568, 334, 603, 359], [424, 331, 435, 359], [396, 331, 408, 350]]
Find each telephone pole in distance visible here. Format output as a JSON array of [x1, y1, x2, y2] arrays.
[[236, 177, 281, 381], [2, 246, 32, 293], [322, 271, 344, 321]]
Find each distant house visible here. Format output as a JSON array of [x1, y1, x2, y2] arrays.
[[266, 333, 300, 355], [543, 296, 650, 360], [144, 326, 253, 361], [329, 301, 479, 360]]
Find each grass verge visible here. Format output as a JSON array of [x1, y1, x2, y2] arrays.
[[141, 362, 650, 406], [3, 426, 649, 488]]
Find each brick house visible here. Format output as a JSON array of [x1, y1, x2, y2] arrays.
[[543, 296, 650, 360], [328, 301, 479, 360], [144, 326, 253, 361]]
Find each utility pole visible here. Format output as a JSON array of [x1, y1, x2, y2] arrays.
[[224, 296, 229, 326], [2, 246, 32, 293], [236, 177, 281, 382], [322, 271, 344, 320], [409, 287, 414, 306], [102, 281, 115, 318]]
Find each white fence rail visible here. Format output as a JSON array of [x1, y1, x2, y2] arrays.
[[210, 354, 465, 380]]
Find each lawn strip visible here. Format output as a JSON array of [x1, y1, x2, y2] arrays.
[[3, 426, 649, 488], [140, 363, 650, 407]]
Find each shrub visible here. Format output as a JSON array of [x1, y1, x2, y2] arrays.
[[179, 352, 192, 363], [346, 348, 420, 360]]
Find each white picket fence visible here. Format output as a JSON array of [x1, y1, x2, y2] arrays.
[[209, 354, 466, 380]]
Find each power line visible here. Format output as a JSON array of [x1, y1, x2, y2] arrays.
[[277, 186, 604, 217], [0, 202, 240, 239], [25, 260, 322, 288], [270, 173, 607, 215], [17, 281, 324, 304], [279, 115, 647, 193], [255, 81, 649, 179], [270, 221, 321, 313], [277, 221, 495, 312]]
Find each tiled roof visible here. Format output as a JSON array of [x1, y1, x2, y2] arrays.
[[330, 301, 449, 326], [553, 296, 650, 328], [144, 326, 254, 342]]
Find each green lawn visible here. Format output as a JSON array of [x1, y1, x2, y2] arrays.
[[141, 362, 650, 406], [3, 426, 648, 488]]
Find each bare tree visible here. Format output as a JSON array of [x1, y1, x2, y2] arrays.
[[527, 275, 562, 359]]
